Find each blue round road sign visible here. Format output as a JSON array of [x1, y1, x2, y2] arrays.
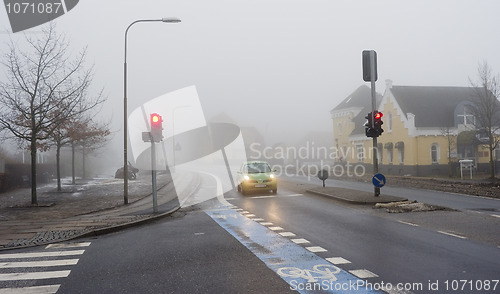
[[372, 173, 386, 188]]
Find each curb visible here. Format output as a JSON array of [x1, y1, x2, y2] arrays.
[[306, 188, 407, 205]]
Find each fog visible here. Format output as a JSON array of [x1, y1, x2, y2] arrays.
[[1, 0, 500, 172]]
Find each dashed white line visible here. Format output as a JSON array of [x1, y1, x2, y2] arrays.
[[251, 218, 265, 221], [349, 269, 379, 279], [0, 250, 85, 259], [490, 214, 500, 219], [306, 246, 327, 253], [45, 242, 91, 249], [279, 232, 296, 237], [0, 259, 79, 269], [252, 195, 276, 199], [269, 226, 283, 231], [326, 257, 351, 265], [245, 214, 256, 218], [291, 238, 310, 244], [398, 220, 419, 227], [438, 231, 467, 239], [0, 285, 60, 294], [0, 270, 71, 281], [260, 222, 273, 226]]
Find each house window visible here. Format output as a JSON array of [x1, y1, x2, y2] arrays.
[[388, 112, 393, 132], [356, 144, 364, 162], [431, 143, 440, 164], [395, 141, 404, 164], [337, 123, 343, 135], [457, 106, 475, 126]]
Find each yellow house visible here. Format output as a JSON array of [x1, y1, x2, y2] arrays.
[[331, 80, 498, 176]]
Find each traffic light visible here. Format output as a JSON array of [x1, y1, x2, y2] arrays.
[[150, 113, 163, 142], [373, 111, 384, 136], [364, 111, 384, 138], [364, 112, 376, 137]]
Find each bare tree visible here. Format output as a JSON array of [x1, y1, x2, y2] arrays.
[[441, 126, 457, 177], [0, 24, 101, 204], [469, 61, 500, 179], [71, 118, 111, 181]]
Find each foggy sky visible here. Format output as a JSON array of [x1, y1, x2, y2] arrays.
[[1, 0, 500, 156]]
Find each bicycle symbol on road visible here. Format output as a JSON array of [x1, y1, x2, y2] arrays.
[[277, 264, 341, 283]]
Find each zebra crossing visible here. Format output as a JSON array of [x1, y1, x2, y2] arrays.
[[0, 242, 90, 293]]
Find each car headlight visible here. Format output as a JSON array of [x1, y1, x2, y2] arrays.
[[244, 175, 250, 181], [270, 174, 275, 179]]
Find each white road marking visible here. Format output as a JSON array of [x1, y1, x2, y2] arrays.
[[0, 250, 85, 259], [251, 218, 265, 221], [490, 214, 500, 219], [0, 259, 79, 269], [306, 246, 327, 253], [398, 220, 419, 227], [245, 214, 256, 218], [438, 231, 467, 239], [252, 195, 276, 199], [249, 194, 304, 199], [291, 238, 310, 244], [0, 270, 71, 281], [240, 211, 249, 214], [279, 232, 296, 237], [0, 285, 60, 294], [260, 222, 273, 226], [269, 226, 283, 231], [286, 194, 304, 197], [45, 242, 91, 249], [326, 257, 351, 265], [349, 269, 379, 279]]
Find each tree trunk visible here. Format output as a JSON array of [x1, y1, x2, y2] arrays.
[[30, 138, 37, 205], [56, 142, 62, 191], [72, 141, 76, 184], [82, 146, 86, 179]]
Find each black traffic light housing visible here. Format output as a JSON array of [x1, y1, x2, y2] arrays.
[[364, 111, 384, 138], [150, 113, 163, 142]]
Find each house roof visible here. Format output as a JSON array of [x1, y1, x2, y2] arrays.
[[331, 85, 382, 135], [332, 85, 380, 111], [390, 86, 479, 128]]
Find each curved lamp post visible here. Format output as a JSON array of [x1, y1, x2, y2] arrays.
[[124, 17, 181, 204]]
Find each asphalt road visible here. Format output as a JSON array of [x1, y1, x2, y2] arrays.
[[1, 173, 499, 293]]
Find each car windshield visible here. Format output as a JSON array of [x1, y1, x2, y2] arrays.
[[245, 163, 271, 173]]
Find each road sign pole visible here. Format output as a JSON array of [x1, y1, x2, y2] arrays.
[[369, 51, 380, 197]]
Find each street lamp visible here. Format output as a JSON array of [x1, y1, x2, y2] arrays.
[[124, 17, 181, 204]]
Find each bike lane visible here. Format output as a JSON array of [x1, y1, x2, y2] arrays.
[[205, 205, 384, 294]]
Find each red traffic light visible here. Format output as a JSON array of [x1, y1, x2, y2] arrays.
[[150, 113, 163, 142], [151, 113, 162, 124], [374, 112, 383, 120]]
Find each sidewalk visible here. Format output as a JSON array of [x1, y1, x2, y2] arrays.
[[0, 171, 201, 250], [307, 186, 407, 204]]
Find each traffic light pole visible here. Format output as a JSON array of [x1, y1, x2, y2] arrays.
[[369, 51, 380, 197], [150, 139, 158, 213]]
